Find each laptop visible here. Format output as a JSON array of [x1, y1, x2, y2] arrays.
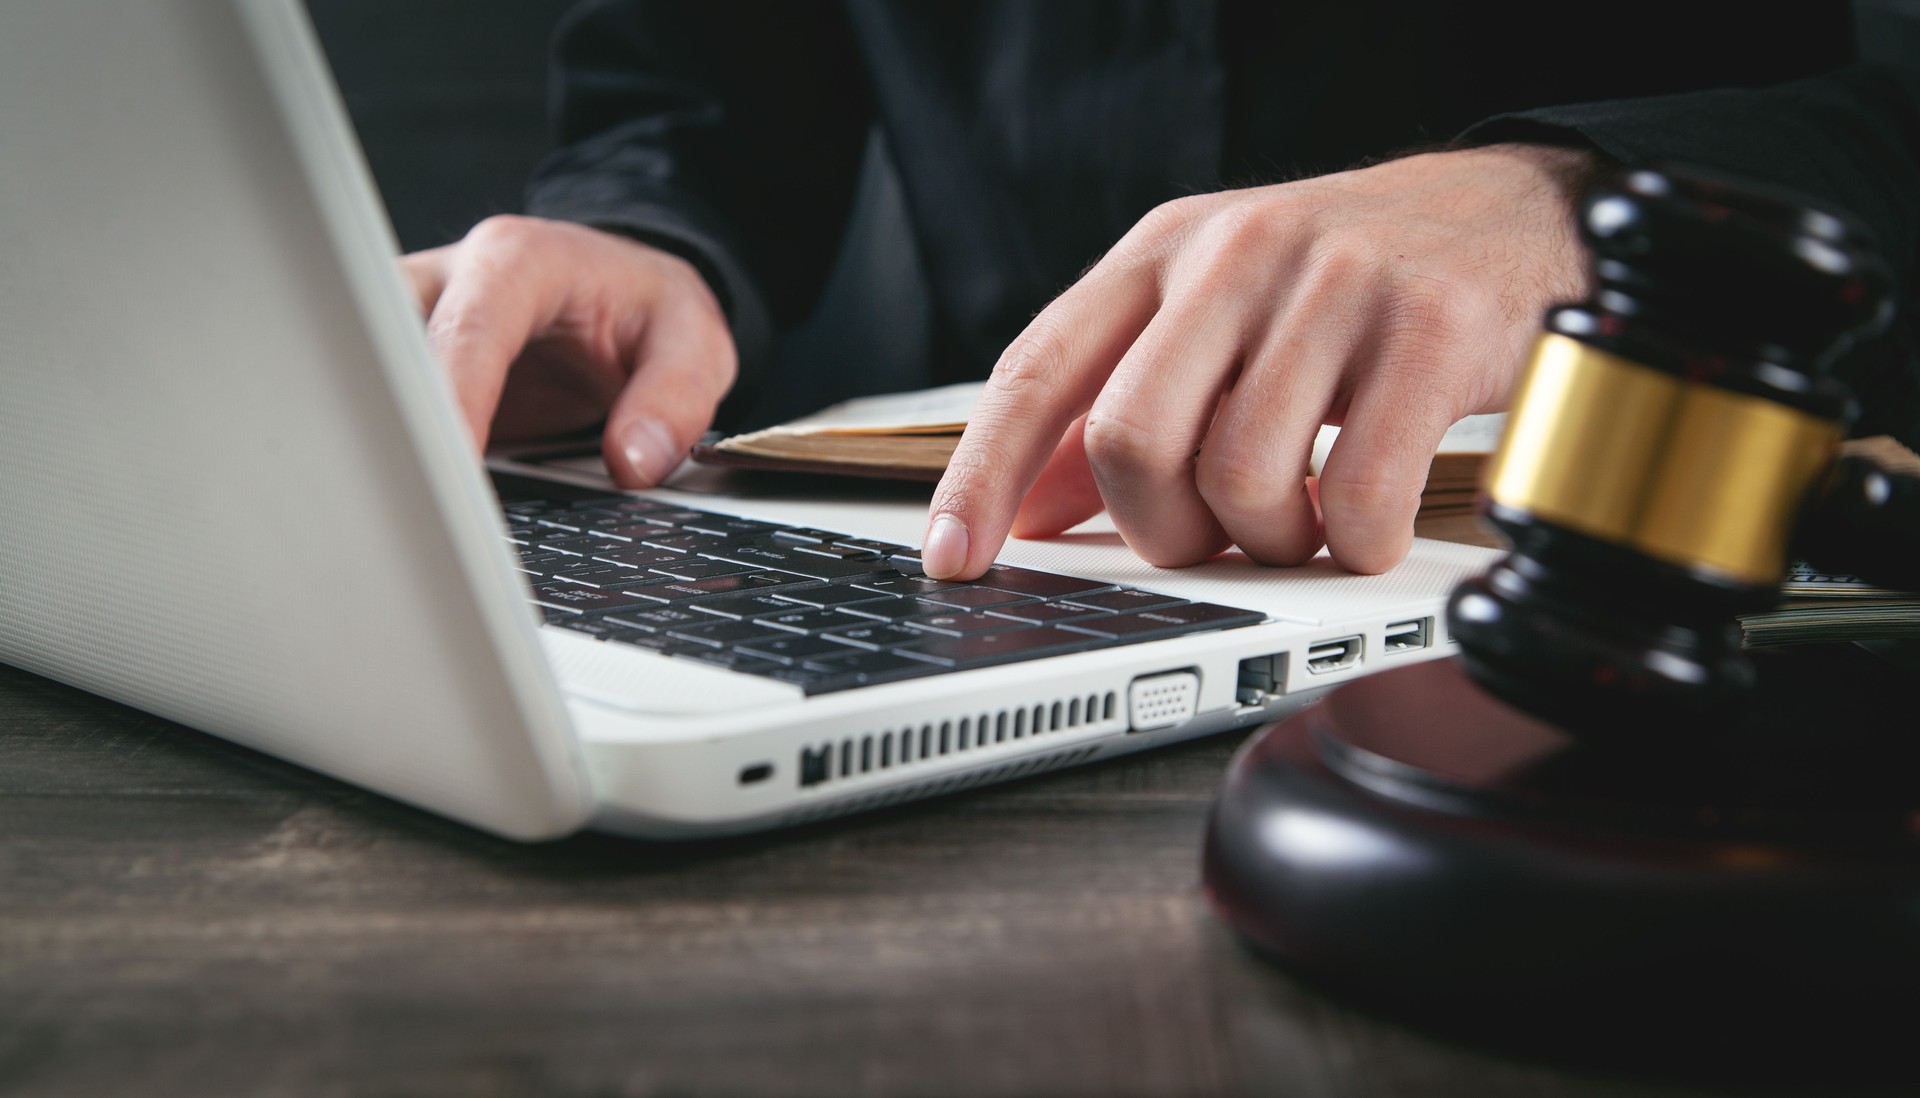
[[0, 0, 1500, 841]]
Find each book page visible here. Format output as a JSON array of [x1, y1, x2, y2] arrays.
[[763, 381, 985, 437]]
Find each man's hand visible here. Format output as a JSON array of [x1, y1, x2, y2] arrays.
[[402, 215, 736, 487], [921, 144, 1595, 578]]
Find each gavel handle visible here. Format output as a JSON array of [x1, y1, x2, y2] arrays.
[[1793, 446, 1920, 591]]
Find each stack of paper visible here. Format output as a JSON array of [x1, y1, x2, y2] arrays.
[[1740, 565, 1920, 647]]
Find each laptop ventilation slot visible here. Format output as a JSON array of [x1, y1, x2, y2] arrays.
[[782, 746, 1104, 826], [797, 690, 1119, 789]]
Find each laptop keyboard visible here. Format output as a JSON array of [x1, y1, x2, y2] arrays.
[[493, 472, 1264, 695]]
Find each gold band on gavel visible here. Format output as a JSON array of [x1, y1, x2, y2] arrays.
[[1484, 333, 1841, 586]]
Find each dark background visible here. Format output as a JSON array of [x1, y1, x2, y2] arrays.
[[305, 0, 578, 254], [307, 0, 1920, 258]]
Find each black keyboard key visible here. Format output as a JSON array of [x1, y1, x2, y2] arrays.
[[817, 621, 930, 650], [797, 650, 941, 690], [515, 551, 570, 575], [770, 584, 891, 609], [792, 543, 884, 561], [756, 608, 857, 634], [665, 619, 789, 647], [573, 523, 650, 542], [832, 538, 911, 556], [771, 527, 848, 544], [737, 633, 866, 665], [567, 512, 662, 534], [974, 566, 1116, 600], [604, 606, 709, 631], [531, 516, 590, 533], [919, 585, 1036, 610], [535, 534, 634, 557], [605, 632, 709, 656], [901, 610, 1026, 637], [638, 531, 736, 554], [590, 498, 676, 518], [644, 558, 754, 581], [552, 564, 685, 590], [764, 665, 844, 690], [1059, 603, 1266, 640], [629, 572, 811, 603], [596, 579, 698, 604], [682, 651, 788, 675], [548, 617, 633, 640], [834, 596, 952, 621], [1059, 588, 1188, 613], [529, 582, 655, 616], [677, 516, 784, 538], [687, 592, 810, 619], [850, 575, 970, 597], [983, 601, 1111, 625], [709, 540, 899, 580], [591, 547, 698, 570], [900, 626, 1108, 668], [631, 508, 716, 528]]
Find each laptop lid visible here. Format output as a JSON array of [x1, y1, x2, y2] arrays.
[[0, 0, 593, 838]]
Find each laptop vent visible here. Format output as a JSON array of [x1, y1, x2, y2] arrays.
[[797, 690, 1119, 789], [781, 745, 1103, 826]]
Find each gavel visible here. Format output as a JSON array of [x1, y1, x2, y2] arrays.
[[1200, 162, 1920, 1037], [1448, 161, 1920, 733]]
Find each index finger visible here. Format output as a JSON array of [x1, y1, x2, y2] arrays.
[[424, 238, 550, 452], [921, 268, 1159, 579]]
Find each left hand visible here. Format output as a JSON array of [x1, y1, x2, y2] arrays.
[[920, 143, 1596, 577]]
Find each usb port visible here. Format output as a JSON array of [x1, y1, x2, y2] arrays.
[[1305, 636, 1362, 674], [1384, 617, 1431, 654]]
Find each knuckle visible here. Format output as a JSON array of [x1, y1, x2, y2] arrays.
[[1199, 201, 1277, 255], [1111, 195, 1210, 268], [1135, 195, 1206, 240], [1081, 411, 1167, 480], [1380, 280, 1475, 345], [1195, 448, 1282, 519], [988, 320, 1074, 401], [424, 300, 475, 341], [462, 213, 540, 254], [1324, 468, 1422, 519]]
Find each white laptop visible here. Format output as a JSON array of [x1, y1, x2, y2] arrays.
[[0, 0, 1500, 841]]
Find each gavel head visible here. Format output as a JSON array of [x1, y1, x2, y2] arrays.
[[1448, 162, 1894, 734]]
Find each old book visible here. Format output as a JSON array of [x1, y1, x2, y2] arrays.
[[694, 380, 1508, 506], [692, 382, 979, 482]]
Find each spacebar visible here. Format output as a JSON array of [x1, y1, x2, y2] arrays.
[[899, 626, 1111, 669]]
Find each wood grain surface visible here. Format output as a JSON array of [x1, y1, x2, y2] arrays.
[[4, 660, 1909, 1098]]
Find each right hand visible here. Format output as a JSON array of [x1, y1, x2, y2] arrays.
[[402, 215, 737, 487]]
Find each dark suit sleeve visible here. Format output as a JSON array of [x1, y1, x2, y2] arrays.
[[524, 0, 873, 419], [1458, 62, 1920, 448]]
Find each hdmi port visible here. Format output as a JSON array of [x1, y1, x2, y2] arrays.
[[1305, 636, 1362, 674]]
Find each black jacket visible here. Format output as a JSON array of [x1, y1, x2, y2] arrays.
[[526, 0, 1920, 444]]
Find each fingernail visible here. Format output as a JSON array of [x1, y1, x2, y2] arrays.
[[922, 513, 969, 578], [619, 417, 682, 485]]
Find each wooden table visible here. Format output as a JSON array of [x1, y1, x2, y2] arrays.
[[5, 650, 1912, 1098]]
